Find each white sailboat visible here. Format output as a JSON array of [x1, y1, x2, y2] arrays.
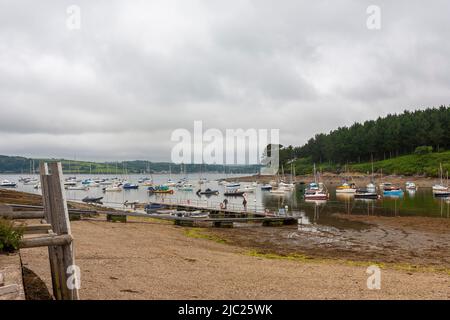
[[432, 163, 448, 192]]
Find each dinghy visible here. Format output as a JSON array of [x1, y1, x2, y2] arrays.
[[196, 188, 219, 195], [0, 180, 17, 188], [82, 196, 103, 204]]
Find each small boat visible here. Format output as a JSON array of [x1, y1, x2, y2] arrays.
[[23, 178, 39, 185], [269, 187, 289, 195], [304, 189, 329, 200], [148, 186, 174, 194], [260, 184, 273, 191], [123, 200, 139, 208], [405, 181, 417, 190], [354, 189, 379, 199], [366, 182, 376, 192], [82, 196, 103, 204], [144, 203, 167, 213], [336, 182, 357, 194], [141, 180, 154, 186], [177, 183, 194, 191], [433, 190, 450, 198], [166, 179, 176, 187], [224, 190, 245, 197], [432, 163, 449, 193], [379, 182, 393, 189], [64, 180, 78, 187], [238, 185, 255, 193], [103, 184, 122, 192], [138, 177, 151, 183], [189, 211, 210, 219], [278, 182, 295, 191], [383, 186, 404, 197], [196, 188, 219, 195], [0, 180, 17, 188], [304, 166, 329, 200], [123, 183, 139, 190], [66, 185, 89, 191], [432, 184, 448, 192], [225, 183, 240, 189], [82, 179, 100, 187]]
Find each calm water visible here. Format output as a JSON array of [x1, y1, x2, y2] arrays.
[[1, 174, 449, 228]]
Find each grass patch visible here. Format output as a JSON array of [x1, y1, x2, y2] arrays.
[[0, 218, 23, 253], [183, 228, 228, 244], [127, 216, 172, 224], [245, 250, 314, 262]]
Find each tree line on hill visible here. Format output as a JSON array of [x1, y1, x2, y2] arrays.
[[280, 106, 450, 165], [0, 156, 260, 174]]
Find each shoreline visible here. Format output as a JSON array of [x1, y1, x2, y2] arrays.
[[2, 189, 449, 299], [227, 173, 446, 188]]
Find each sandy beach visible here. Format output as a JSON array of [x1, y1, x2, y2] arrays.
[[1, 188, 448, 300], [19, 215, 450, 300]]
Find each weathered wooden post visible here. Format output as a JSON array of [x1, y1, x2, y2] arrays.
[[39, 162, 79, 300]]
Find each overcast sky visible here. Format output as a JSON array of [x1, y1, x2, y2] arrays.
[[0, 0, 449, 162]]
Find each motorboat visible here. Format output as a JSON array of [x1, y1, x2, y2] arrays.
[[166, 179, 177, 187], [23, 178, 39, 185], [304, 189, 329, 200], [433, 190, 450, 198], [432, 184, 448, 192], [225, 183, 241, 189], [145, 203, 167, 213], [383, 185, 404, 197], [336, 182, 357, 194], [123, 183, 139, 190], [177, 183, 194, 191], [260, 184, 273, 191], [103, 184, 122, 192], [82, 196, 103, 204], [66, 185, 89, 191], [0, 180, 17, 188], [196, 188, 219, 195], [64, 180, 78, 187], [278, 182, 295, 191], [224, 190, 245, 197], [354, 189, 379, 199]]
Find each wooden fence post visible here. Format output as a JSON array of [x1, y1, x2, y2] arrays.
[[39, 162, 79, 300]]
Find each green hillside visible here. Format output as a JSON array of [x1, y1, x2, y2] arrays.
[[290, 151, 450, 177]]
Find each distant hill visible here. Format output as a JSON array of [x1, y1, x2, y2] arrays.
[[0, 155, 260, 174]]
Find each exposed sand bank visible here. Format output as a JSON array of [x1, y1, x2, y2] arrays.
[[2, 189, 449, 299], [19, 216, 450, 300]]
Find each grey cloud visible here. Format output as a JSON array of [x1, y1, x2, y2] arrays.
[[0, 0, 449, 160]]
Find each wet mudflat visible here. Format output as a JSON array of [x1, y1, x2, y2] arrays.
[[210, 214, 450, 270]]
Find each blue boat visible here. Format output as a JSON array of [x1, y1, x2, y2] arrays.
[[383, 189, 404, 197], [144, 203, 166, 213], [123, 183, 139, 190], [261, 184, 273, 191]]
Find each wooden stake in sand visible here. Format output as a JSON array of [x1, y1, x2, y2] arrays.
[[39, 162, 79, 300]]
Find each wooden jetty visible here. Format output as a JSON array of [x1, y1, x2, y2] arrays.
[[143, 199, 298, 227]]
